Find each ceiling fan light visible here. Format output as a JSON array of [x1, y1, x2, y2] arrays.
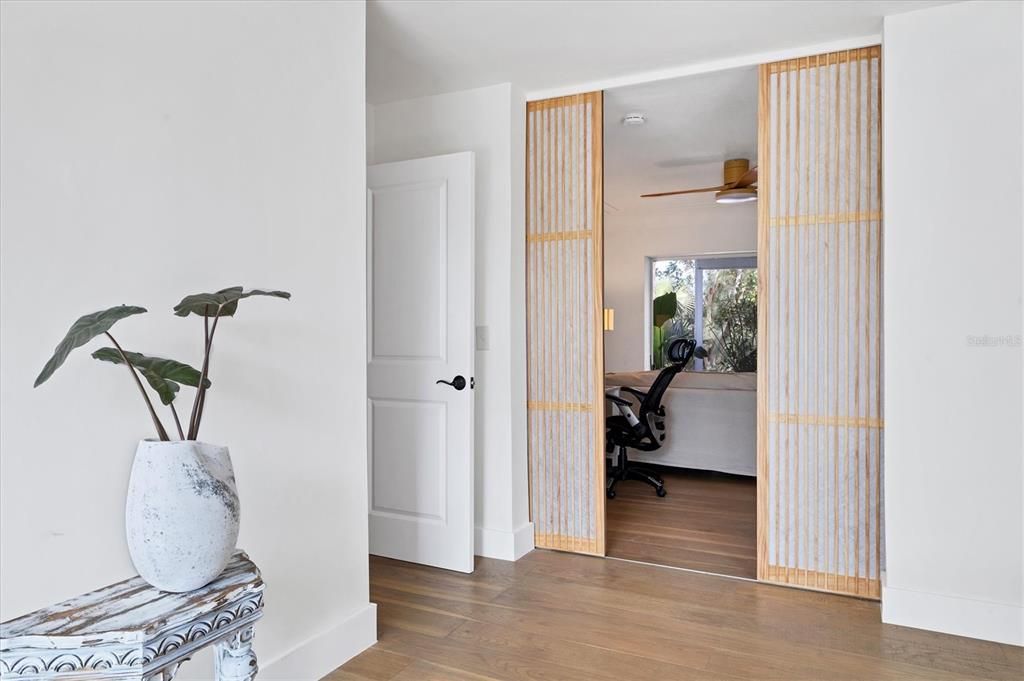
[[715, 187, 757, 204]]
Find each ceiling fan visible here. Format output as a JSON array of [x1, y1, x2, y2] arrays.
[[642, 158, 758, 204]]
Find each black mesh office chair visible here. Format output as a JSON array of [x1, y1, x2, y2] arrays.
[[605, 338, 703, 498]]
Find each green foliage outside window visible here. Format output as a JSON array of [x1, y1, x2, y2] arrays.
[[651, 259, 757, 372], [702, 268, 758, 372]]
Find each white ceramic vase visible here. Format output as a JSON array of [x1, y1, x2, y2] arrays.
[[126, 439, 240, 592]]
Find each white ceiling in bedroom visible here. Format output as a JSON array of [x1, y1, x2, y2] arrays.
[[604, 66, 758, 222]]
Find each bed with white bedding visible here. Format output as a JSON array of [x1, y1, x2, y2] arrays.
[[604, 370, 756, 477]]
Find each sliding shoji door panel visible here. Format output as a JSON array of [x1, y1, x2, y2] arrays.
[[526, 93, 605, 555], [757, 48, 883, 598]]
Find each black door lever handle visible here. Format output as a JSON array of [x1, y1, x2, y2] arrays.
[[436, 375, 467, 391]]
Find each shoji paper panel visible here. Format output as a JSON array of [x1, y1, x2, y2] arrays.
[[757, 48, 883, 598], [526, 93, 605, 555]]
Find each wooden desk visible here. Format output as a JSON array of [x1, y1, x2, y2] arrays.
[[0, 551, 263, 680]]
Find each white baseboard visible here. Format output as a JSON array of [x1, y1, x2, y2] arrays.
[[260, 602, 377, 680], [475, 521, 534, 561], [511, 521, 535, 560], [882, 584, 1023, 646]]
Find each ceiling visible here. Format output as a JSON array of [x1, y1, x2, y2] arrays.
[[367, 0, 950, 104], [604, 66, 758, 222]]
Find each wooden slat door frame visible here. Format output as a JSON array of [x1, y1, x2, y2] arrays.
[[525, 92, 606, 556], [756, 47, 884, 599]]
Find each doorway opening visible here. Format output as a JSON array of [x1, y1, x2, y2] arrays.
[[524, 46, 883, 599], [602, 66, 759, 579]]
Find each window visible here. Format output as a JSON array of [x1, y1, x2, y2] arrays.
[[650, 256, 757, 372]]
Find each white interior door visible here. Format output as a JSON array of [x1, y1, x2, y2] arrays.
[[367, 152, 475, 573]]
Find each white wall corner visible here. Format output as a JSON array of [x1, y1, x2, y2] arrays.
[[475, 522, 535, 561], [366, 101, 376, 165], [882, 585, 1023, 647], [507, 84, 531, 534], [260, 602, 377, 680]]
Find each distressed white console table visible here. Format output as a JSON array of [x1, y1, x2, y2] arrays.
[[0, 551, 263, 680]]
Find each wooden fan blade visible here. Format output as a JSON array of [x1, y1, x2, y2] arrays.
[[641, 185, 726, 198], [732, 166, 758, 189]]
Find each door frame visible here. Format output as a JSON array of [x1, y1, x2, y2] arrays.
[[519, 34, 884, 574]]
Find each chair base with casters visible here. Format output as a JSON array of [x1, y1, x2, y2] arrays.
[[606, 446, 666, 498]]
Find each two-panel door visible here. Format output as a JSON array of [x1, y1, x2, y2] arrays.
[[367, 152, 475, 573]]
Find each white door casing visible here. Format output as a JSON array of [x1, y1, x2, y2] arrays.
[[367, 152, 475, 573]]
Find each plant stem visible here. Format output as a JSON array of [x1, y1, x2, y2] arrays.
[[105, 332, 170, 441], [193, 388, 207, 439], [188, 307, 211, 439], [188, 309, 220, 439], [193, 315, 219, 438], [169, 403, 185, 440], [186, 305, 212, 440]]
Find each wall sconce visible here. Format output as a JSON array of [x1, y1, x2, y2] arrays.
[[603, 308, 615, 332]]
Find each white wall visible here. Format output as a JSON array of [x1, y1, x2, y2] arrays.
[[369, 84, 533, 560], [0, 1, 375, 676], [882, 0, 1023, 646], [604, 187, 756, 372]]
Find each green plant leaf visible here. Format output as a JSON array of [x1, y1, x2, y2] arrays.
[[91, 348, 211, 405], [652, 291, 678, 327], [91, 348, 210, 387], [34, 305, 147, 387], [138, 367, 180, 405], [173, 287, 291, 318]]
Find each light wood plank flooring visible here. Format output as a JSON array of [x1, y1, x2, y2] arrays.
[[326, 551, 1022, 680], [606, 466, 756, 578]]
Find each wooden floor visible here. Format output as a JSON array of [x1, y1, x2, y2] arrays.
[[326, 551, 1022, 681], [606, 466, 757, 578]]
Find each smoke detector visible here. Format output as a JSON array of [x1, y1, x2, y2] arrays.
[[621, 112, 647, 126]]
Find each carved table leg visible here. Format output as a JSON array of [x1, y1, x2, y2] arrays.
[[214, 627, 258, 681]]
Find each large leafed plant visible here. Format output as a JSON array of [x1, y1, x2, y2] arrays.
[[34, 287, 290, 441]]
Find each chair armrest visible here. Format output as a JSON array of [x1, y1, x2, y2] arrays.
[[619, 386, 648, 401], [604, 393, 631, 407]]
